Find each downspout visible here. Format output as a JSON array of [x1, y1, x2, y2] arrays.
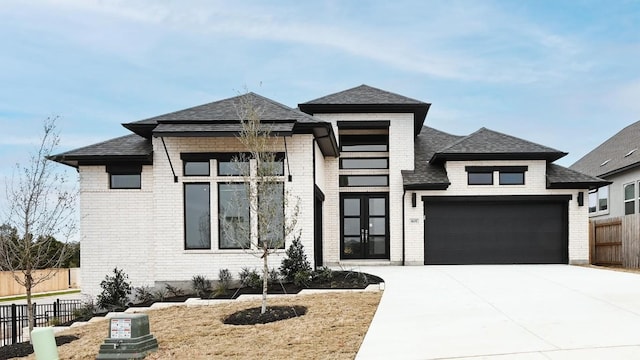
[[402, 189, 406, 266]]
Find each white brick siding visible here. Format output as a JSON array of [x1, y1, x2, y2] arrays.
[[79, 134, 316, 297], [78, 115, 590, 297], [315, 113, 413, 265]]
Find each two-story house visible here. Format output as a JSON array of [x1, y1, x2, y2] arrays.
[[50, 85, 607, 296]]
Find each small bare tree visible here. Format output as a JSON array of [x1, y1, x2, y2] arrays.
[[220, 94, 299, 314], [0, 117, 77, 335]]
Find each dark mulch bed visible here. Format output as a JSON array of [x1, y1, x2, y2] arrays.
[[128, 295, 192, 308], [223, 305, 307, 325], [0, 335, 78, 360], [213, 270, 383, 299]]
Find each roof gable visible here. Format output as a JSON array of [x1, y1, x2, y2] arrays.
[[298, 84, 431, 136], [430, 127, 567, 163], [124, 92, 322, 136], [300, 84, 426, 105], [570, 120, 640, 178]]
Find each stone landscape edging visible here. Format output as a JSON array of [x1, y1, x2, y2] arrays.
[[42, 283, 384, 335]]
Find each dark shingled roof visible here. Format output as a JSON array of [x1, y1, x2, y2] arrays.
[[546, 164, 610, 190], [404, 127, 606, 190], [403, 127, 464, 189], [129, 92, 321, 125], [570, 120, 640, 178], [298, 84, 431, 136], [48, 134, 152, 168], [301, 84, 426, 105], [430, 127, 567, 163]]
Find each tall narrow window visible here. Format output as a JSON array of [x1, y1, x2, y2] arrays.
[[624, 183, 635, 215], [588, 190, 598, 213], [218, 183, 250, 249], [598, 186, 609, 212], [184, 183, 210, 249], [258, 183, 285, 249]]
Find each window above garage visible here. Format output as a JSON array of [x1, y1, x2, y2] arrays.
[[466, 166, 528, 186]]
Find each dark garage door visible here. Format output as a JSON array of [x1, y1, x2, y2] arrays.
[[424, 196, 569, 265]]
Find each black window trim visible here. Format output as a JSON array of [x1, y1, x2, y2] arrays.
[[467, 172, 493, 186], [339, 157, 389, 169], [218, 182, 251, 250], [339, 175, 389, 187], [106, 164, 142, 189], [184, 182, 211, 250], [257, 182, 286, 249], [499, 172, 526, 185], [339, 134, 389, 152], [181, 152, 285, 177], [183, 160, 211, 177]]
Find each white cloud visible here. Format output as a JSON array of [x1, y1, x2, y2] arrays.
[[4, 0, 590, 84]]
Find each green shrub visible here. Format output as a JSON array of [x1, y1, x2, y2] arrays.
[[164, 283, 184, 297], [153, 288, 168, 302], [280, 236, 311, 282], [214, 268, 233, 295], [134, 286, 154, 303], [268, 268, 281, 285], [96, 267, 132, 311], [239, 267, 262, 289], [313, 266, 334, 283], [293, 270, 312, 288], [72, 296, 96, 320], [191, 275, 212, 298]]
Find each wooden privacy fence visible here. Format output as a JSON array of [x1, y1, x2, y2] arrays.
[[590, 214, 640, 268], [0, 268, 80, 297]]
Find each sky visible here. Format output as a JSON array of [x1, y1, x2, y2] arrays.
[[1, 0, 639, 214]]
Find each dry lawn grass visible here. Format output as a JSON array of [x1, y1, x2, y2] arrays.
[[19, 291, 381, 360]]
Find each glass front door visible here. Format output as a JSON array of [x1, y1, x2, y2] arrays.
[[341, 194, 389, 259]]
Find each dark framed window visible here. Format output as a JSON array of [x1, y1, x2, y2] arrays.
[[625, 183, 635, 215], [339, 175, 388, 187], [107, 165, 142, 189], [589, 186, 609, 214], [499, 172, 525, 185], [218, 160, 249, 176], [468, 172, 493, 185], [340, 158, 389, 169], [184, 161, 210, 176], [184, 183, 211, 249], [258, 182, 285, 249], [218, 183, 250, 249], [257, 159, 285, 176], [339, 135, 389, 152]]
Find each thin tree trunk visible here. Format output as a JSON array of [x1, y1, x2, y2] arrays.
[[25, 272, 34, 341], [262, 248, 268, 314]]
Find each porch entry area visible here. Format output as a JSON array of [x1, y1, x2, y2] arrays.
[[340, 193, 389, 259]]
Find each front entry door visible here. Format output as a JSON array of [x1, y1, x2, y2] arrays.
[[341, 194, 389, 259]]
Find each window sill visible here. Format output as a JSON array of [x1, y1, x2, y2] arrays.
[[182, 249, 286, 255]]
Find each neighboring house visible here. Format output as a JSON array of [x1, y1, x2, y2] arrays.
[[50, 85, 606, 296], [571, 120, 640, 219]]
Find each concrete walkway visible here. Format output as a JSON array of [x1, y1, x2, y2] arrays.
[[356, 265, 640, 359]]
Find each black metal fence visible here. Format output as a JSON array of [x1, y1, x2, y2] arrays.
[[0, 299, 82, 346]]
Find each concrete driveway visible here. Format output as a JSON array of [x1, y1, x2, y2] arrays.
[[356, 265, 640, 359]]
